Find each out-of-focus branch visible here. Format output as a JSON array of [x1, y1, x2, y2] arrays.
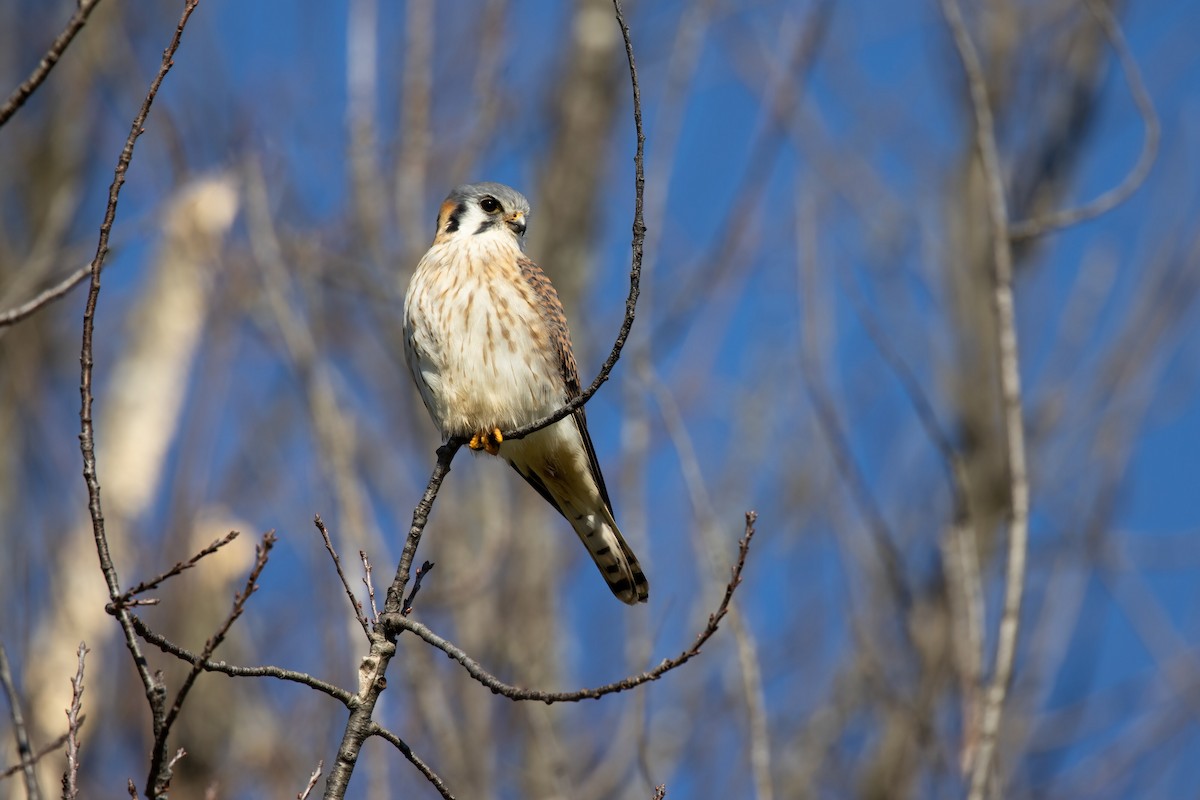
[[0, 0, 103, 128], [645, 368, 773, 800], [0, 262, 92, 329], [1009, 0, 1158, 241], [939, 1, 1032, 797], [388, 516, 754, 703], [0, 729, 74, 783], [395, 0, 433, 252], [0, 645, 40, 800]]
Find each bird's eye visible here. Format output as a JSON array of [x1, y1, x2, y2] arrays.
[[479, 196, 501, 213]]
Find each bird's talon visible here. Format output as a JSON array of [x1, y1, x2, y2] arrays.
[[484, 428, 503, 455], [468, 432, 484, 451]]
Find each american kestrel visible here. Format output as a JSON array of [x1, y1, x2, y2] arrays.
[[402, 182, 649, 604]]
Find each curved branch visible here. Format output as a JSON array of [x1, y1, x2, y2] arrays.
[[385, 514, 754, 703], [127, 614, 354, 705], [939, 0, 1032, 796], [369, 725, 456, 800], [499, 0, 646, 443], [1009, 0, 1159, 240]]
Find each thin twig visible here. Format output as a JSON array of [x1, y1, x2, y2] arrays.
[[499, 0, 647, 443], [147, 532, 275, 796], [298, 761, 324, 800], [1009, 0, 1159, 240], [128, 614, 353, 704], [118, 531, 241, 602], [0, 262, 94, 329], [63, 642, 89, 800], [0, 727, 77, 782], [359, 551, 379, 622], [369, 726, 456, 800], [652, 785, 667, 800], [315, 515, 370, 639], [0, 645, 41, 800], [939, 1, 1033, 796], [77, 6, 202, 799], [402, 561, 434, 616], [386, 516, 755, 703], [0, 0, 103, 128]]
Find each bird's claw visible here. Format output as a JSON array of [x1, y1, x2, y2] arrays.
[[469, 428, 504, 455]]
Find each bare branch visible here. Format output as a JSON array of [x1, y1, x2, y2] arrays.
[[62, 642, 88, 800], [147, 530, 276, 795], [0, 0, 103, 128], [119, 531, 241, 602], [298, 761, 323, 800], [386, 515, 755, 703], [127, 614, 353, 705], [499, 0, 646, 444], [0, 262, 93, 329], [76, 7, 203, 794], [402, 561, 435, 617], [359, 552, 379, 623], [1009, 0, 1159, 240], [939, 0, 1033, 796], [0, 728, 76, 783], [315, 516, 370, 640], [369, 726, 456, 800], [0, 645, 42, 800]]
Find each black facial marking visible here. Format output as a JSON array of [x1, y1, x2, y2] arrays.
[[444, 202, 465, 234], [473, 217, 499, 235]]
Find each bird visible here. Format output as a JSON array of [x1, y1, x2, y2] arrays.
[[402, 182, 649, 604]]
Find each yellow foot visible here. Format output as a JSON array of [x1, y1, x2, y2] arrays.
[[468, 428, 504, 455]]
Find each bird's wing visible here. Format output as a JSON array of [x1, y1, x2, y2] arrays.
[[515, 255, 614, 512]]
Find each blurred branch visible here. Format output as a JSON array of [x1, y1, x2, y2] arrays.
[[939, 1, 1032, 797], [796, 197, 911, 613], [0, 645, 40, 800], [128, 615, 353, 704], [0, 0, 103, 128], [0, 729, 74, 783], [388, 515, 755, 704], [1009, 0, 1159, 241], [645, 367, 773, 800], [0, 262, 92, 329]]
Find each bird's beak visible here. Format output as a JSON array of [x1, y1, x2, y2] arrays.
[[506, 211, 527, 237]]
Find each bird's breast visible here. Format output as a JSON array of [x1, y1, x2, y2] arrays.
[[404, 241, 563, 437]]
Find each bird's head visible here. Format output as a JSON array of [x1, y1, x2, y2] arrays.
[[433, 182, 530, 247]]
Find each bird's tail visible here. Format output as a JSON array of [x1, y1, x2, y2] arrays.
[[570, 507, 649, 605]]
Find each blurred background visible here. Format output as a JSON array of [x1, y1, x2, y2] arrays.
[[2, 0, 1199, 797]]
